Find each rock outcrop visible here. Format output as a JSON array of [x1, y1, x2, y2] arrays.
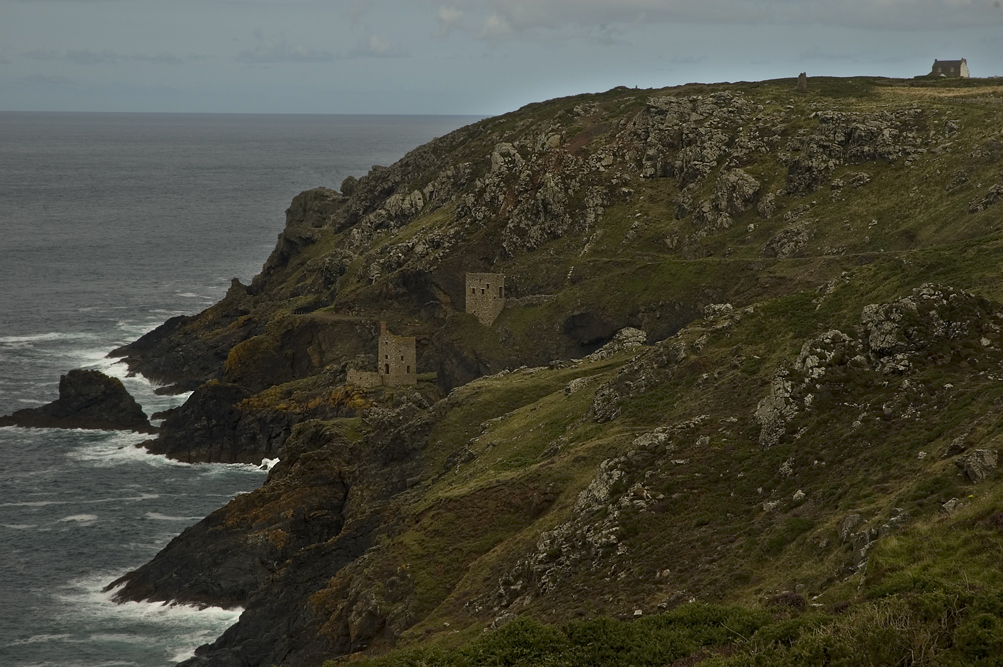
[[0, 369, 153, 432], [109, 422, 353, 609]]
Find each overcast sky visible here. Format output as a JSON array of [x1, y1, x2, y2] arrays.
[[2, 0, 1002, 115]]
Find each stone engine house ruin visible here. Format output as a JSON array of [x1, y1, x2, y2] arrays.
[[465, 273, 505, 326], [347, 322, 417, 388]]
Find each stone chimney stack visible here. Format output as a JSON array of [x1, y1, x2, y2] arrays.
[[380, 321, 387, 334]]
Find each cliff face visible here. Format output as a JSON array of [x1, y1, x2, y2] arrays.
[[109, 76, 1003, 666]]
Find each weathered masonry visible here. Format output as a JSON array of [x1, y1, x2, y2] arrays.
[[347, 322, 417, 388], [465, 273, 505, 326], [931, 59, 969, 78]]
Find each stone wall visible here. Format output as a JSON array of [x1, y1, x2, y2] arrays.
[[346, 369, 382, 389], [465, 273, 505, 326]]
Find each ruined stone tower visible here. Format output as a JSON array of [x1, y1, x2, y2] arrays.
[[378, 321, 417, 386], [346, 322, 416, 388], [465, 273, 505, 326]]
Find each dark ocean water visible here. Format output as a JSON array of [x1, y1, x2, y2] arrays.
[[0, 112, 477, 666]]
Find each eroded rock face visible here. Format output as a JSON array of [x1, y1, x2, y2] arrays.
[[144, 381, 259, 463], [110, 424, 352, 608], [956, 449, 999, 483], [969, 184, 1003, 213], [585, 327, 647, 362], [754, 375, 798, 448], [118, 391, 436, 667], [0, 369, 152, 433]]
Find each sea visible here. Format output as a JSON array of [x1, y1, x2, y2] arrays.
[[0, 112, 477, 667]]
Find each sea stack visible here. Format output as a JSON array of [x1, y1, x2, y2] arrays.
[[0, 369, 154, 433]]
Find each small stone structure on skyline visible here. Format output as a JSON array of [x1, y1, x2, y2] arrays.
[[931, 59, 969, 78], [796, 72, 808, 92], [465, 273, 505, 326], [347, 322, 417, 388]]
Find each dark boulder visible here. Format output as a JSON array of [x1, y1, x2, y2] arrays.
[[0, 369, 153, 433]]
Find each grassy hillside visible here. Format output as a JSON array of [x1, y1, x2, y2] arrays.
[[118, 76, 1003, 666]]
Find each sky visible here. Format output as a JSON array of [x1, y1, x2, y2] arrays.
[[2, 0, 1002, 116]]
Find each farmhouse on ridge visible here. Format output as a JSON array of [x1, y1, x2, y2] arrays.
[[930, 59, 969, 78]]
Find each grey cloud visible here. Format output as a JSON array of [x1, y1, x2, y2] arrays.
[[347, 0, 371, 21], [22, 73, 74, 84], [798, 47, 906, 65], [22, 49, 186, 65], [348, 34, 406, 58], [431, 0, 1003, 41], [236, 31, 404, 63], [798, 47, 858, 62], [236, 38, 339, 63]]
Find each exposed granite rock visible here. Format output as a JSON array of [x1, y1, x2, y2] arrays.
[[942, 498, 964, 513], [754, 375, 797, 448], [762, 220, 814, 258], [750, 286, 1003, 446], [969, 184, 1003, 213], [585, 327, 647, 362], [955, 449, 999, 483], [757, 192, 779, 218], [784, 109, 926, 195], [786, 155, 835, 196], [714, 168, 761, 216], [0, 369, 153, 433]]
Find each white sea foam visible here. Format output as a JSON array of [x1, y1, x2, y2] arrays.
[[2, 523, 38, 529], [88, 633, 153, 644], [2, 493, 161, 508], [64, 432, 269, 484], [0, 331, 99, 345], [10, 634, 76, 645], [176, 292, 201, 298], [67, 438, 190, 469], [56, 573, 243, 664], [144, 512, 204, 522], [259, 457, 279, 471], [59, 514, 99, 523], [197, 462, 270, 478]]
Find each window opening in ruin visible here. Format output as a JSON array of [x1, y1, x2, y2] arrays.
[[385, 363, 390, 374], [407, 366, 410, 373]]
